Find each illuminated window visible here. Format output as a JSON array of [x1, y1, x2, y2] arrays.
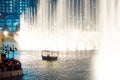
[[20, 10, 22, 13], [10, 7, 12, 9], [10, 10, 12, 13], [10, 4, 12, 6]]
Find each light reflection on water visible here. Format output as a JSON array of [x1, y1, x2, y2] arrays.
[[3, 51, 94, 80]]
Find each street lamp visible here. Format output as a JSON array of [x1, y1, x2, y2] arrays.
[[3, 30, 9, 37]]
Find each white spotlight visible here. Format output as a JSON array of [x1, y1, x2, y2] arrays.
[[3, 30, 9, 36]]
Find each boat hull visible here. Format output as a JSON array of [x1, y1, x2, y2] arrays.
[[42, 56, 58, 61]]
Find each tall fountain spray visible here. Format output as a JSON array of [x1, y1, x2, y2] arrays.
[[15, 0, 97, 51], [94, 0, 120, 80]]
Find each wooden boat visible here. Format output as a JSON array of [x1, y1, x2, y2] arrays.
[[41, 50, 59, 61]]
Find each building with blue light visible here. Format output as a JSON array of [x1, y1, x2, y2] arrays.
[[0, 0, 36, 32]]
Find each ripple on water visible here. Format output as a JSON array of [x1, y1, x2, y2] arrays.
[[3, 51, 94, 80]]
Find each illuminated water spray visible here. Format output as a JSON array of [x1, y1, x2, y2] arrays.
[[15, 0, 97, 51], [93, 0, 120, 80]]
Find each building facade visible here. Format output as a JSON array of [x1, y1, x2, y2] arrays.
[[0, 0, 36, 32]]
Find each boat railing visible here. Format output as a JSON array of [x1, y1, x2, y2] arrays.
[[41, 50, 59, 57]]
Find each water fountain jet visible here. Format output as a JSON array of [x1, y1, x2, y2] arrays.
[[93, 0, 120, 80], [15, 0, 97, 52]]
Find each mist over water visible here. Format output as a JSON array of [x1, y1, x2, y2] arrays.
[[15, 0, 97, 51], [94, 0, 120, 80]]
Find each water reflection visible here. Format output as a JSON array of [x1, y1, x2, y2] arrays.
[[2, 41, 94, 80], [8, 51, 93, 80]]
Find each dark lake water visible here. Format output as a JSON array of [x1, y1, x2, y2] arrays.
[[2, 50, 94, 80]]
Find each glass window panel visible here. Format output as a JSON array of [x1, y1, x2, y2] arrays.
[[9, 1, 12, 3], [10, 10, 12, 12], [20, 10, 22, 13], [8, 28, 13, 32], [10, 4, 12, 6], [20, 4, 22, 6], [6, 7, 10, 9], [6, 10, 9, 13], [7, 19, 12, 21], [3, 10, 5, 12], [6, 1, 8, 3], [10, 7, 12, 9]]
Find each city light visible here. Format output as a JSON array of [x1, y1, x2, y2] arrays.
[[3, 30, 9, 36]]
